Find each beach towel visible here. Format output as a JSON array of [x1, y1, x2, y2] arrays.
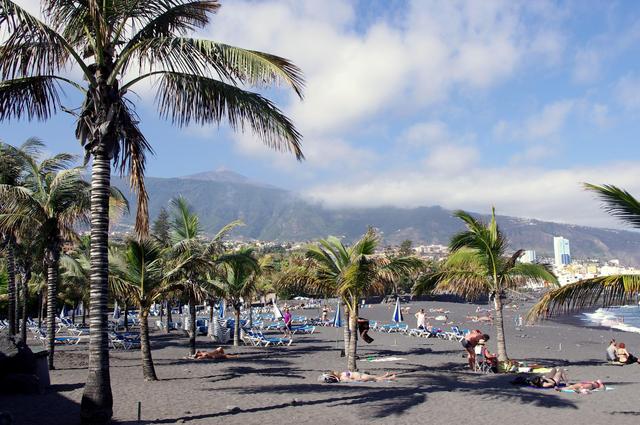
[[367, 356, 406, 362]]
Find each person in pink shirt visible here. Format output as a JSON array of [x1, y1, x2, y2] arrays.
[[283, 308, 292, 338]]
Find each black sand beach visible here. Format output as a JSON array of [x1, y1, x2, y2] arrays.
[[2, 300, 640, 425]]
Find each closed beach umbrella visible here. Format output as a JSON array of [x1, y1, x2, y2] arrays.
[[273, 300, 283, 320], [59, 304, 67, 319], [218, 300, 225, 319], [76, 301, 84, 316], [113, 301, 121, 320], [332, 301, 342, 327], [392, 297, 403, 323]]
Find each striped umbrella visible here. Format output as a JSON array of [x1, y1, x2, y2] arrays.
[[332, 301, 342, 327], [392, 297, 403, 323]]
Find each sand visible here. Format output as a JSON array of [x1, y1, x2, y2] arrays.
[[2, 299, 640, 425]]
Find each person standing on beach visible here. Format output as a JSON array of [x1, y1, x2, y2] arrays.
[[283, 308, 293, 338], [461, 330, 489, 369], [415, 309, 426, 330]]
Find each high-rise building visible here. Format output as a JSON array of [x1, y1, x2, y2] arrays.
[[519, 250, 537, 263], [553, 236, 571, 266]]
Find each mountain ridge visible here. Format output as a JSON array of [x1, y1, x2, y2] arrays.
[[110, 171, 640, 266]]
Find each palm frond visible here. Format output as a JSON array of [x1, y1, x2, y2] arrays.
[[0, 76, 63, 121], [527, 275, 640, 321], [584, 183, 640, 230], [0, 0, 71, 78], [148, 72, 303, 160]]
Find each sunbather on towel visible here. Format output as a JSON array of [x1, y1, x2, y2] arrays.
[[529, 367, 568, 388], [320, 371, 396, 383], [559, 379, 605, 394], [192, 347, 238, 360]]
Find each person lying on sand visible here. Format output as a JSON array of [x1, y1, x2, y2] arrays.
[[466, 315, 493, 323], [191, 347, 238, 360], [530, 367, 568, 388], [559, 379, 605, 394], [319, 371, 396, 383]]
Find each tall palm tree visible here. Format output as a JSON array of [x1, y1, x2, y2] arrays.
[[0, 2, 304, 421], [282, 230, 422, 371], [213, 248, 260, 346], [415, 209, 558, 363], [165, 197, 241, 354], [0, 139, 36, 335], [528, 184, 640, 320], [109, 238, 171, 381]]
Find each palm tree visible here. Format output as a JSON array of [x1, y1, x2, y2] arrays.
[[0, 139, 36, 335], [213, 248, 260, 346], [109, 238, 171, 381], [283, 230, 422, 371], [528, 184, 640, 321], [415, 209, 558, 363], [0, 2, 304, 421], [165, 197, 241, 355]]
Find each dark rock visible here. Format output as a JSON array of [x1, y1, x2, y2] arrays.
[[0, 373, 40, 395], [0, 330, 37, 379]]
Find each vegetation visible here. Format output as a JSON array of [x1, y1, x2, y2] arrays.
[[414, 209, 558, 363], [0, 1, 303, 421], [529, 184, 640, 321], [280, 229, 423, 370]]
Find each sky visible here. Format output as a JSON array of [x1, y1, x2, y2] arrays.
[[3, 0, 640, 229]]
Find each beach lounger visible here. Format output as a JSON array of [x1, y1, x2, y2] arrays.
[[291, 325, 316, 334]]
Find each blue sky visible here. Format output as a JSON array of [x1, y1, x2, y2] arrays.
[[3, 0, 640, 228]]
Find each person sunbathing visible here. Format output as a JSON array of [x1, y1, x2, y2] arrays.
[[559, 379, 605, 394], [530, 367, 568, 388], [321, 370, 396, 383], [192, 347, 238, 360], [615, 343, 640, 364]]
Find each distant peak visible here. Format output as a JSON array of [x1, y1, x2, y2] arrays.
[[179, 169, 249, 184]]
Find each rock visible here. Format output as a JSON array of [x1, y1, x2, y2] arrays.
[[291, 398, 300, 406], [0, 331, 37, 379], [0, 373, 40, 395], [226, 405, 241, 413]]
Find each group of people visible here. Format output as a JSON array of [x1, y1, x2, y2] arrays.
[[606, 339, 639, 364]]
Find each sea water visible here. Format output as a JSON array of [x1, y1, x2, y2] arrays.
[[582, 305, 640, 333]]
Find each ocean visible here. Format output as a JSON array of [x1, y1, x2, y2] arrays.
[[582, 305, 640, 334]]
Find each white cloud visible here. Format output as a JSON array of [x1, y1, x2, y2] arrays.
[[399, 121, 450, 147], [615, 74, 640, 110], [524, 100, 574, 140], [573, 48, 602, 84], [422, 144, 479, 174], [304, 161, 640, 229]]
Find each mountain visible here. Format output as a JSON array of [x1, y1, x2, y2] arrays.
[[110, 171, 640, 266]]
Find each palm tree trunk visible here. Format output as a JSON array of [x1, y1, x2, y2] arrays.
[[123, 302, 129, 332], [15, 273, 21, 333], [208, 301, 214, 337], [21, 270, 28, 343], [38, 291, 43, 329], [233, 306, 241, 347], [80, 150, 113, 424], [46, 261, 58, 370], [139, 310, 157, 381], [6, 241, 16, 335], [189, 297, 196, 355], [493, 291, 508, 362], [343, 305, 350, 365], [165, 300, 173, 333], [347, 305, 358, 371]]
